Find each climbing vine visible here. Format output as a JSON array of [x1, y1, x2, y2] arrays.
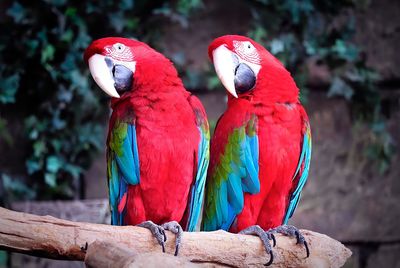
[[0, 0, 394, 204]]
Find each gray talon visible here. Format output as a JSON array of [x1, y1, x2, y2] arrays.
[[270, 233, 276, 247], [138, 221, 166, 253], [162, 221, 183, 256], [270, 225, 310, 258], [264, 251, 274, 266], [239, 225, 274, 265]]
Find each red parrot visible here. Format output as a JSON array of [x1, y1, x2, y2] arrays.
[[84, 37, 209, 255], [202, 35, 311, 264]]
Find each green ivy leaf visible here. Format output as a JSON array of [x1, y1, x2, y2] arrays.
[[61, 29, 74, 43], [65, 7, 77, 17], [33, 140, 47, 157], [332, 40, 359, 61], [327, 76, 354, 100], [72, 30, 91, 50], [44, 173, 57, 187], [50, 0, 67, 6], [25, 39, 40, 58], [119, 0, 134, 10], [248, 27, 268, 44], [41, 44, 55, 63], [61, 53, 77, 72], [57, 86, 73, 103], [63, 163, 83, 179], [0, 73, 20, 104], [51, 139, 62, 153], [270, 39, 285, 55], [46, 156, 63, 173], [26, 158, 41, 175], [207, 75, 221, 90], [176, 0, 203, 16], [170, 52, 186, 66], [1, 0, 206, 201], [52, 114, 66, 130], [125, 18, 139, 30], [283, 0, 314, 24], [2, 174, 36, 200], [0, 118, 13, 145], [109, 11, 126, 33], [69, 70, 89, 92], [6, 2, 26, 23]]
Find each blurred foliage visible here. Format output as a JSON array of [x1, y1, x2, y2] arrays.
[[0, 0, 202, 201], [0, 0, 396, 202], [247, 0, 362, 101], [171, 53, 218, 92], [154, 0, 204, 28], [244, 0, 395, 172], [1, 173, 36, 203], [170, 0, 395, 172]]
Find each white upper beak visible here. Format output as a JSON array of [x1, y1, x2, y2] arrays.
[[88, 54, 120, 98], [212, 45, 238, 98]]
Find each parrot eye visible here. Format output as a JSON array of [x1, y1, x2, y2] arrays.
[[114, 43, 125, 52], [233, 40, 260, 64], [243, 41, 255, 52], [106, 43, 134, 62]]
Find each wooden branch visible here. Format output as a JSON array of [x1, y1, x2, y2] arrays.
[[0, 207, 351, 267], [85, 241, 200, 268]]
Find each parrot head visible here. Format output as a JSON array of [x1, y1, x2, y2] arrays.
[[208, 35, 298, 101], [84, 37, 179, 99]]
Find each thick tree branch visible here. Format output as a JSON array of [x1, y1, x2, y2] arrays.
[[0, 207, 351, 267], [84, 240, 201, 268]]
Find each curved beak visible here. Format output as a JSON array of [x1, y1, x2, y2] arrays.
[[212, 45, 238, 98], [88, 54, 120, 98]]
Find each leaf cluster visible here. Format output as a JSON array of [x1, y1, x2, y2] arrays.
[[244, 0, 394, 172], [0, 0, 190, 201]]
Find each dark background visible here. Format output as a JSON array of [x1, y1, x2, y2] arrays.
[[0, 0, 399, 267]]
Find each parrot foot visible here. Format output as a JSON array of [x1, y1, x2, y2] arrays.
[[269, 224, 310, 258], [80, 242, 88, 253], [162, 221, 183, 256], [239, 225, 275, 266], [138, 221, 167, 253]]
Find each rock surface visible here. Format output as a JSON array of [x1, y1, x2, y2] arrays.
[[354, 0, 400, 81], [291, 93, 400, 243]]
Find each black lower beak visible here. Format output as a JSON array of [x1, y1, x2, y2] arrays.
[[234, 63, 256, 94], [104, 56, 134, 94], [112, 64, 133, 94]]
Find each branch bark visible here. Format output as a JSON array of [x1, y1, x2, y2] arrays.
[[0, 207, 351, 267], [84, 240, 201, 268]]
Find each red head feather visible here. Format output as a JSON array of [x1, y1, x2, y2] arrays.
[[84, 37, 183, 102], [208, 35, 299, 103]]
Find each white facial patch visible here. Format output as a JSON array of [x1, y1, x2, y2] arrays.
[[105, 43, 134, 62], [233, 41, 261, 64], [233, 41, 261, 77]]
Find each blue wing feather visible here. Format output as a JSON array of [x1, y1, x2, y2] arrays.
[[114, 125, 140, 185], [184, 95, 211, 232], [186, 124, 210, 231], [227, 173, 244, 212], [202, 115, 260, 231], [242, 135, 260, 193], [108, 122, 140, 226], [283, 123, 312, 224]]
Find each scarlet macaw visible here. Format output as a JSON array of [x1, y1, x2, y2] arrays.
[[84, 37, 209, 255], [202, 35, 311, 265]]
